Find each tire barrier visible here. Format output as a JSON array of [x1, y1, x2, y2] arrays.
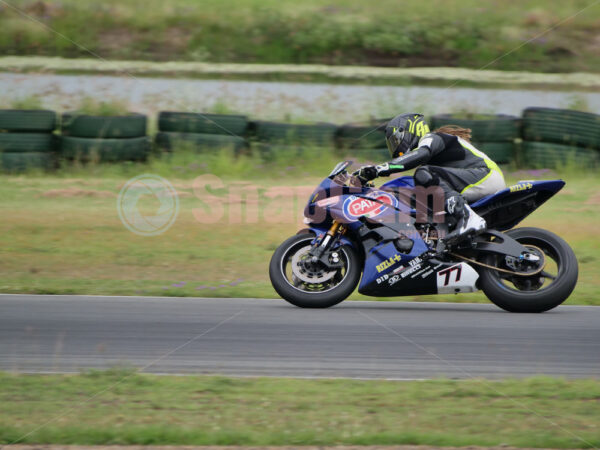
[[473, 141, 514, 164], [522, 107, 600, 149], [0, 109, 57, 172], [0, 133, 55, 153], [0, 109, 56, 132], [252, 120, 337, 146], [430, 113, 520, 142], [335, 124, 387, 150], [59, 112, 149, 163], [1, 107, 599, 172], [158, 112, 248, 136], [61, 112, 147, 139], [60, 136, 150, 162], [1, 152, 54, 172], [522, 141, 598, 168]]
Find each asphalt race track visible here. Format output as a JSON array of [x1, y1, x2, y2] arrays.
[[1, 295, 599, 379]]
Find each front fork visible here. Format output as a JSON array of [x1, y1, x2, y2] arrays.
[[309, 221, 345, 268]]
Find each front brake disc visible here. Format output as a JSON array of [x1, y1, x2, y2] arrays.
[[290, 245, 337, 284]]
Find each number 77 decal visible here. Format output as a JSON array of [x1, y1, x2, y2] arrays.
[[438, 264, 462, 286]]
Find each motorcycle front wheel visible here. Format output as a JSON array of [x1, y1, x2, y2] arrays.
[[269, 234, 362, 308]]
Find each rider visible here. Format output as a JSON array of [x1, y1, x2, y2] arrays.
[[356, 113, 506, 244]]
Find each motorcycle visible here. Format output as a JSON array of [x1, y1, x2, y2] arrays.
[[269, 161, 578, 313]]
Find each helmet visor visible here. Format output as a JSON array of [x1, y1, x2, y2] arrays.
[[386, 128, 405, 157]]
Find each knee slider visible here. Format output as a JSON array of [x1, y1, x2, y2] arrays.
[[414, 167, 438, 187]]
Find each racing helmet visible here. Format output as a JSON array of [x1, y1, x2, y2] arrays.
[[385, 113, 430, 158]]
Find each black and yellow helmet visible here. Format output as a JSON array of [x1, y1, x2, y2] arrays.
[[385, 113, 430, 158]]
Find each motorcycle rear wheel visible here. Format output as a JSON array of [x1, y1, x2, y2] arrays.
[[479, 227, 578, 313], [269, 234, 361, 308]]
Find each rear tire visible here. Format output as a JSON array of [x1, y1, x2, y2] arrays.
[[479, 227, 578, 313], [269, 234, 361, 308]]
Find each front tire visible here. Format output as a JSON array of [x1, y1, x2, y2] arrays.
[[479, 227, 578, 313], [269, 234, 362, 308]]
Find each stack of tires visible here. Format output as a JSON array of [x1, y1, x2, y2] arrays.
[[335, 119, 388, 162], [60, 112, 149, 162], [251, 120, 337, 160], [155, 112, 248, 154], [0, 110, 56, 172], [521, 107, 600, 168], [429, 114, 520, 164]]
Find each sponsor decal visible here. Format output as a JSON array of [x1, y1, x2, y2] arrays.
[[315, 196, 339, 207], [437, 264, 463, 286], [401, 263, 422, 279], [388, 275, 401, 286], [376, 253, 403, 273], [376, 274, 389, 284], [436, 263, 479, 294], [392, 265, 405, 275], [411, 266, 430, 279], [509, 182, 533, 193], [420, 269, 434, 278], [408, 256, 423, 267], [343, 191, 398, 221]]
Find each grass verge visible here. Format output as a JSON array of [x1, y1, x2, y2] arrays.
[[0, 370, 599, 448], [0, 150, 598, 304]]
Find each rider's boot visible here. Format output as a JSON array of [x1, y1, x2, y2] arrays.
[[442, 198, 486, 246]]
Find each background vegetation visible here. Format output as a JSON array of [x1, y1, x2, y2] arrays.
[[2, 0, 600, 72]]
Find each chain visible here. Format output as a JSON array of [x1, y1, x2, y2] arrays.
[[449, 245, 546, 277]]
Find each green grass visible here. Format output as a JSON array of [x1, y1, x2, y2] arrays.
[[74, 96, 130, 116], [8, 94, 43, 109], [2, 0, 600, 73], [0, 371, 598, 447], [0, 149, 598, 305]]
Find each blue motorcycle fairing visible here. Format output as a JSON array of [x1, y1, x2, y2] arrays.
[[381, 175, 415, 190], [358, 234, 430, 294], [469, 179, 565, 208]]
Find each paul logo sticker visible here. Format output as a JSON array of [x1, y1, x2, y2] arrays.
[[343, 191, 398, 221]]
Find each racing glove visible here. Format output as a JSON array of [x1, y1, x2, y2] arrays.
[[355, 165, 379, 183], [355, 162, 407, 183]]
